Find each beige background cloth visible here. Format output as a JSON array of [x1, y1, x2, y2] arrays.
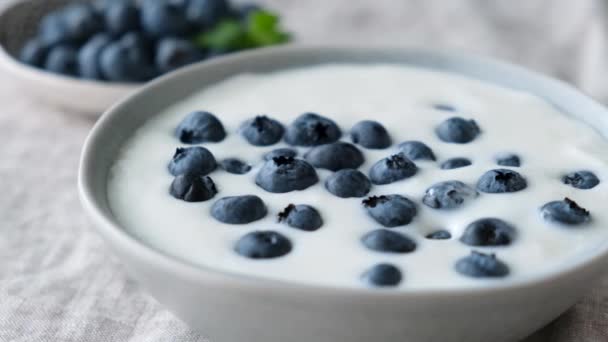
[[1, 0, 607, 341]]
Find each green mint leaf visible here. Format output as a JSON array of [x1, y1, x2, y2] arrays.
[[191, 10, 290, 51], [192, 20, 252, 51], [246, 10, 290, 46]]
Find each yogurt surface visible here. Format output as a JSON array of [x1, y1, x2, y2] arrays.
[[107, 64, 608, 289]]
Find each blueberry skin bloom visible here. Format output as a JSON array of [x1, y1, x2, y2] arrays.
[[44, 45, 79, 76], [141, 0, 191, 37], [369, 153, 417, 185], [256, 157, 319, 193], [235, 231, 292, 259], [460, 218, 516, 246], [169, 174, 217, 202], [304, 142, 364, 172], [19, 39, 48, 68], [540, 198, 591, 225], [496, 153, 521, 167], [278, 204, 323, 231], [186, 0, 231, 29], [241, 116, 285, 146], [104, 1, 140, 36], [362, 195, 417, 227], [350, 120, 392, 149], [398, 141, 436, 161], [325, 169, 371, 198], [477, 169, 527, 193], [175, 111, 227, 144], [436, 117, 480, 144], [440, 157, 472, 170], [362, 263, 402, 287], [63, 3, 104, 42], [155, 38, 204, 74], [562, 171, 600, 190], [422, 180, 478, 210], [168, 147, 217, 176], [284, 113, 342, 146], [211, 195, 267, 224], [78, 33, 112, 80], [361, 229, 417, 253], [263, 148, 297, 161], [455, 251, 509, 278], [99, 34, 156, 82], [39, 12, 72, 47], [219, 158, 251, 175]]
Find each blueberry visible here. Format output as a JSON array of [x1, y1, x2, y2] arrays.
[[304, 142, 364, 172], [362, 263, 402, 287], [155, 38, 204, 74], [440, 158, 472, 170], [369, 153, 417, 185], [540, 198, 591, 225], [62, 4, 104, 42], [455, 251, 509, 278], [19, 39, 48, 67], [562, 171, 600, 190], [278, 204, 323, 231], [436, 117, 480, 144], [433, 104, 456, 112], [169, 174, 217, 202], [362, 195, 417, 227], [103, 1, 140, 36], [122, 31, 154, 52], [44, 45, 79, 76], [256, 157, 319, 193], [39, 12, 71, 47], [39, 5, 103, 47], [78, 34, 112, 80], [168, 147, 217, 176], [361, 229, 417, 253], [235, 231, 292, 259], [219, 158, 251, 175], [284, 113, 342, 146], [426, 230, 452, 240], [496, 153, 521, 167], [241, 116, 285, 146], [460, 218, 516, 246], [350, 120, 392, 149], [398, 141, 436, 161], [325, 169, 371, 198], [141, 0, 191, 37], [99, 33, 156, 82], [211, 195, 267, 224], [477, 169, 527, 193], [263, 148, 297, 161], [422, 180, 478, 210], [175, 111, 226, 144], [186, 0, 230, 29]]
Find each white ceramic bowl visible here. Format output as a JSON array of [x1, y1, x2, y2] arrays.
[[79, 46, 608, 342], [0, 0, 138, 116]]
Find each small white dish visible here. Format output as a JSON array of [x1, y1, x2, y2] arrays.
[[0, 0, 138, 116], [79, 45, 608, 342]]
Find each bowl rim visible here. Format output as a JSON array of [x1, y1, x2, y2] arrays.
[[79, 44, 608, 298]]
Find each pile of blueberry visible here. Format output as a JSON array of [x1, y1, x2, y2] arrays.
[[166, 106, 598, 288], [18, 0, 284, 82]]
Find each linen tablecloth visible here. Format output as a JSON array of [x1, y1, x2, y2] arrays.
[[1, 0, 607, 340]]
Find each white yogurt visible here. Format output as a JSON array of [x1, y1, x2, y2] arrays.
[[107, 64, 608, 289]]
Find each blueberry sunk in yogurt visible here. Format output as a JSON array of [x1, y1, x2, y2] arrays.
[[108, 64, 608, 289]]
